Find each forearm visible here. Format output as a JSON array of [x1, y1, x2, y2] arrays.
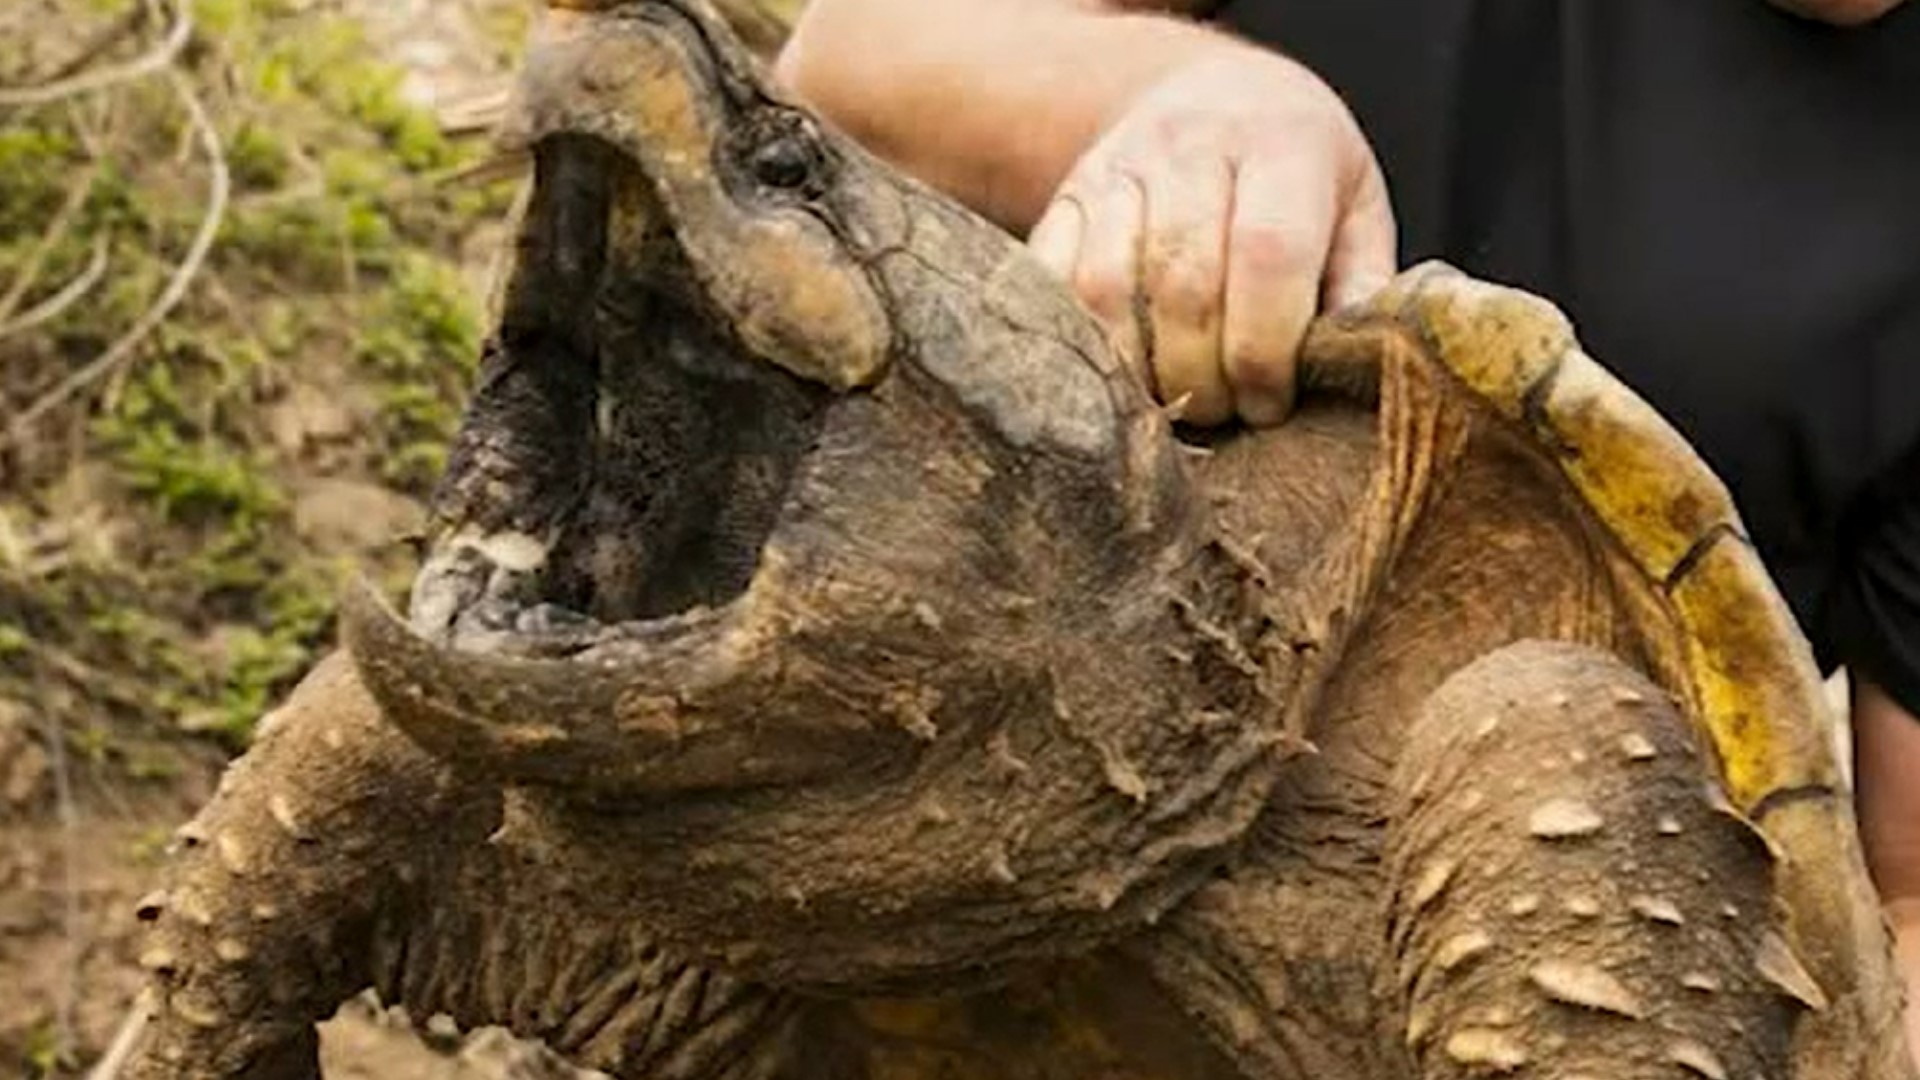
[[1854, 678, 1920, 903], [1856, 675, 1920, 1061], [775, 0, 1245, 231]]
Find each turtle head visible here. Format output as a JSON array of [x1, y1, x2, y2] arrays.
[[340, 0, 1299, 990], [343, 0, 1205, 797]]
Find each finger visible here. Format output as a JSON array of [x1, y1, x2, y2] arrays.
[[1221, 154, 1338, 427], [1069, 172, 1150, 390], [1027, 194, 1086, 281], [1321, 158, 1398, 312], [1141, 159, 1235, 426]]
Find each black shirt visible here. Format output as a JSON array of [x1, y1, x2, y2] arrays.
[[1211, 0, 1920, 712]]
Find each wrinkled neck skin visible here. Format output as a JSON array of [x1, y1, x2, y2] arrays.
[[346, 0, 1358, 998]]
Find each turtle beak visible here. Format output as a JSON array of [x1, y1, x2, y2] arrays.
[[343, 581, 746, 791], [509, 0, 890, 391], [338, 0, 902, 796], [342, 568, 904, 795]]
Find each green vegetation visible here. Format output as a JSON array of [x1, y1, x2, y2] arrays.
[[0, 0, 522, 767]]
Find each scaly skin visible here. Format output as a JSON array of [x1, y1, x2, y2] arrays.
[[126, 2, 1914, 1077]]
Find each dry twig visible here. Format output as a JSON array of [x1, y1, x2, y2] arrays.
[[3, 68, 230, 451], [39, 682, 83, 1066], [0, 160, 103, 327], [0, 0, 192, 110], [86, 993, 153, 1080], [43, 6, 148, 84], [0, 234, 112, 344], [4, 626, 156, 714]]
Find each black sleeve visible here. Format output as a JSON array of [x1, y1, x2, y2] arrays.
[[1822, 449, 1920, 719]]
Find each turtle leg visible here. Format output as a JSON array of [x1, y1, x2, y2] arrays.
[[365, 808, 805, 1080], [1384, 639, 1821, 1079], [126, 651, 804, 1080], [127, 651, 502, 1078]]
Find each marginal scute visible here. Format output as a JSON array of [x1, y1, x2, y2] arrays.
[[1377, 262, 1571, 426], [1667, 531, 1836, 808], [1392, 264, 1733, 584]]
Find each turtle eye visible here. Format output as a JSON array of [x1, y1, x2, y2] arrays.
[[748, 131, 823, 191], [736, 108, 831, 197]]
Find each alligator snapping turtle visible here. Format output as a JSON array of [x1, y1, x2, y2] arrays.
[[125, 2, 1915, 1077]]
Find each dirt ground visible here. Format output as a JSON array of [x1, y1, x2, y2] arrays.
[[2, 702, 597, 1079], [0, 2, 592, 1075]]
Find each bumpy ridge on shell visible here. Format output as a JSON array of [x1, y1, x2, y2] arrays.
[[1371, 260, 1836, 813], [1362, 262, 1914, 1078]]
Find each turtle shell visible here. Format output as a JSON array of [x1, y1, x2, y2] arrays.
[[1368, 261, 1910, 1078], [828, 262, 1912, 1080]]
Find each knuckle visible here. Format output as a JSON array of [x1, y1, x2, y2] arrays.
[[1149, 257, 1222, 325], [1244, 126, 1296, 160], [1146, 110, 1202, 151], [1074, 265, 1132, 317], [1223, 345, 1293, 390], [1232, 220, 1309, 277]]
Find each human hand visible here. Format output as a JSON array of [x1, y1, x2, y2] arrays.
[[1026, 45, 1395, 428]]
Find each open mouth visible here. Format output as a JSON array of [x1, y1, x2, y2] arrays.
[[341, 1, 912, 796], [409, 133, 831, 662]]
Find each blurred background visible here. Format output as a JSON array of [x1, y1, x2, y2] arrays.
[[0, 1, 797, 1075]]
